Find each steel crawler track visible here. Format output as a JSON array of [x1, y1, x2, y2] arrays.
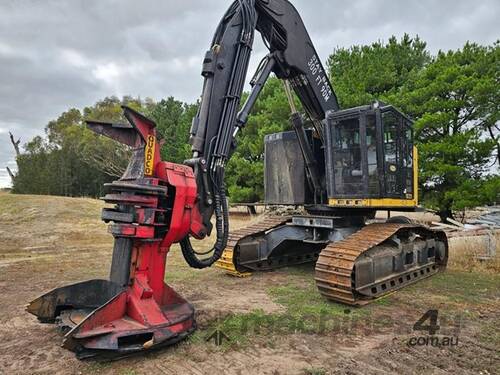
[[314, 223, 447, 305], [216, 217, 448, 306], [215, 215, 292, 276]]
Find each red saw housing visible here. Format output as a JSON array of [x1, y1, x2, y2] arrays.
[[27, 106, 204, 359]]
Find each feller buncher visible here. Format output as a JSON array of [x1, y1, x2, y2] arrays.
[[27, 0, 448, 359]]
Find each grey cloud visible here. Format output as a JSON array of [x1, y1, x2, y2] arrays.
[[1, 0, 499, 187]]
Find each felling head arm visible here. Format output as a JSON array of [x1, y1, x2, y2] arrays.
[[86, 106, 163, 180], [86, 106, 157, 148]]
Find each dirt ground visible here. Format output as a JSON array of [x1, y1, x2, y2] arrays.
[[0, 193, 498, 375]]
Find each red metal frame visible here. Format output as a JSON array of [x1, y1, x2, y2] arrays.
[[28, 106, 202, 358]]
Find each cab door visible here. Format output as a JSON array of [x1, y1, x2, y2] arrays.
[[380, 110, 414, 199]]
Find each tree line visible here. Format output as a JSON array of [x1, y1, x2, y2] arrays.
[[7, 35, 499, 219]]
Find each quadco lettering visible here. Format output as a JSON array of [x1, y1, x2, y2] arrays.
[[144, 135, 155, 175]]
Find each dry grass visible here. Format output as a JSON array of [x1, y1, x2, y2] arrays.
[[2, 192, 497, 272], [447, 233, 500, 273], [0, 193, 111, 261], [0, 194, 499, 375]]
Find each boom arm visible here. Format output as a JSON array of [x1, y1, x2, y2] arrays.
[[182, 0, 339, 268], [255, 0, 339, 123]]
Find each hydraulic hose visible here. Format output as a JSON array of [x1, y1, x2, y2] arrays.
[[180, 180, 229, 269], [181, 0, 256, 269]]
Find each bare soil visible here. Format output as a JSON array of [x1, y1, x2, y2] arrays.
[[0, 193, 498, 375]]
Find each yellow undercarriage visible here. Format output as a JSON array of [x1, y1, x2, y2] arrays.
[[214, 249, 252, 277]]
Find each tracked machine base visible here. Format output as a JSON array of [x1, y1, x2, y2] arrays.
[[215, 215, 448, 305], [215, 216, 293, 276]]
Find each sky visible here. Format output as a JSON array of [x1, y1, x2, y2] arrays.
[[0, 0, 498, 188]]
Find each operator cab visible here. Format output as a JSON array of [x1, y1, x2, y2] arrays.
[[325, 102, 417, 209]]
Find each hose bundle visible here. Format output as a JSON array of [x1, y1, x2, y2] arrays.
[[181, 0, 257, 269]]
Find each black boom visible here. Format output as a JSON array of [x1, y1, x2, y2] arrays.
[[182, 0, 340, 268]]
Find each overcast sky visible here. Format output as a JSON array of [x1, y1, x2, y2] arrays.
[[0, 0, 498, 187]]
